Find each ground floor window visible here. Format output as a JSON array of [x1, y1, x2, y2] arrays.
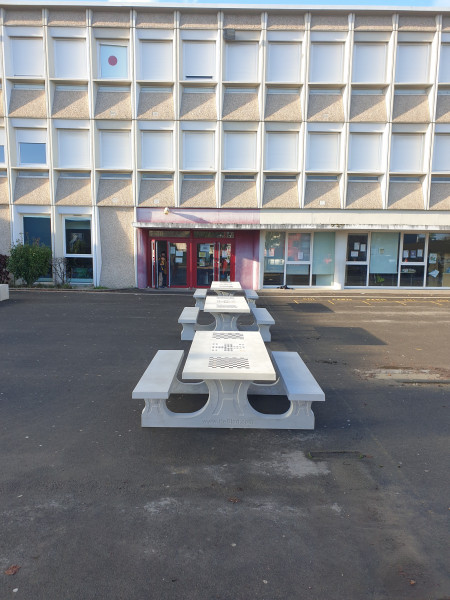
[[64, 218, 93, 283], [345, 232, 450, 288], [263, 231, 335, 287], [23, 215, 52, 281]]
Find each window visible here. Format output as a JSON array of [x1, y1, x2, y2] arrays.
[[100, 131, 131, 168], [426, 233, 450, 288], [142, 131, 173, 169], [182, 42, 215, 80], [390, 134, 424, 172], [348, 133, 382, 172], [395, 44, 430, 83], [369, 232, 400, 286], [345, 234, 369, 286], [309, 44, 344, 83], [400, 233, 425, 286], [17, 129, 47, 166], [54, 39, 87, 79], [265, 132, 298, 171], [432, 135, 450, 172], [139, 41, 172, 80], [263, 231, 285, 286], [99, 44, 128, 79], [182, 131, 215, 169], [64, 219, 93, 282], [267, 43, 301, 82], [225, 43, 258, 81], [58, 130, 90, 168], [23, 215, 52, 280], [307, 133, 340, 171], [23, 216, 51, 247], [312, 232, 335, 286], [223, 132, 257, 170], [439, 45, 450, 83], [0, 130, 5, 164], [11, 38, 44, 77], [352, 44, 387, 83]]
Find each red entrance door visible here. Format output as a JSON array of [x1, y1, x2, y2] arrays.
[[194, 240, 235, 287], [149, 234, 235, 288]]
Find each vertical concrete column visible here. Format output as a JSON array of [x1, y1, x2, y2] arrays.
[[333, 230, 347, 289]]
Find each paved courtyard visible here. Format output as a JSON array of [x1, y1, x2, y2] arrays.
[[1, 289, 449, 600]]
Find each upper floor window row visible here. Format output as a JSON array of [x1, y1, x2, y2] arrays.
[[6, 36, 445, 86]]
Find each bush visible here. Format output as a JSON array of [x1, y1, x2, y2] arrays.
[[0, 254, 9, 284], [7, 240, 52, 286]]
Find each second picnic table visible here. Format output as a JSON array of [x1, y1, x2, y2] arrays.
[[203, 295, 250, 331]]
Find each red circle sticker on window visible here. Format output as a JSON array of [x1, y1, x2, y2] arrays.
[[108, 56, 118, 66]]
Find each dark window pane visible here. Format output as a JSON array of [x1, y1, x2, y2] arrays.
[[0, 146, 4, 163], [65, 219, 91, 254], [400, 265, 424, 286], [402, 234, 425, 262], [264, 231, 285, 286], [345, 264, 367, 286], [66, 257, 93, 281], [347, 234, 368, 262], [23, 216, 51, 247], [368, 273, 398, 286]]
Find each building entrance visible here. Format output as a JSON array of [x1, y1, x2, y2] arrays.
[[149, 231, 235, 288]]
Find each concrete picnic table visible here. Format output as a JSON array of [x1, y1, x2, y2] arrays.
[[203, 295, 250, 331]]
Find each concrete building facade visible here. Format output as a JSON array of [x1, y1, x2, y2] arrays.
[[1, 1, 450, 289]]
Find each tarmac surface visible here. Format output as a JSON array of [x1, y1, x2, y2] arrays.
[[0, 289, 449, 600]]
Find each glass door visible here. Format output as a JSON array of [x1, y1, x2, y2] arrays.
[[168, 242, 188, 287], [218, 242, 232, 281], [196, 242, 215, 287], [195, 240, 235, 287]]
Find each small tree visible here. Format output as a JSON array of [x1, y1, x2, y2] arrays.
[[51, 256, 71, 287], [7, 239, 52, 286], [0, 254, 9, 284]]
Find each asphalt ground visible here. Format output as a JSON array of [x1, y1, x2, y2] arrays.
[[0, 289, 449, 600]]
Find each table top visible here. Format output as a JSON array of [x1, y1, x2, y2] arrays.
[[183, 331, 276, 381], [210, 281, 242, 291], [204, 295, 250, 314]]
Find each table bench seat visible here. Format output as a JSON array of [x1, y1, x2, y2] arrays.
[[251, 307, 275, 342], [244, 289, 258, 305], [249, 351, 325, 429], [132, 350, 208, 427], [193, 289, 207, 309]]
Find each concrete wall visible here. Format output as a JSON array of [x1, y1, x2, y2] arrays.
[[9, 89, 47, 119], [95, 91, 132, 120], [98, 207, 135, 288], [139, 179, 175, 207], [0, 206, 11, 256], [52, 90, 90, 119], [56, 178, 91, 206], [180, 180, 216, 208], [14, 177, 51, 205], [180, 92, 217, 120], [221, 181, 257, 208]]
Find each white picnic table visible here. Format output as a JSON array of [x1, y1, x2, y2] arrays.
[[203, 295, 250, 331], [210, 281, 242, 295], [182, 331, 276, 427]]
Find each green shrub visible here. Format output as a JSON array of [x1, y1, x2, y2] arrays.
[[7, 240, 52, 286]]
